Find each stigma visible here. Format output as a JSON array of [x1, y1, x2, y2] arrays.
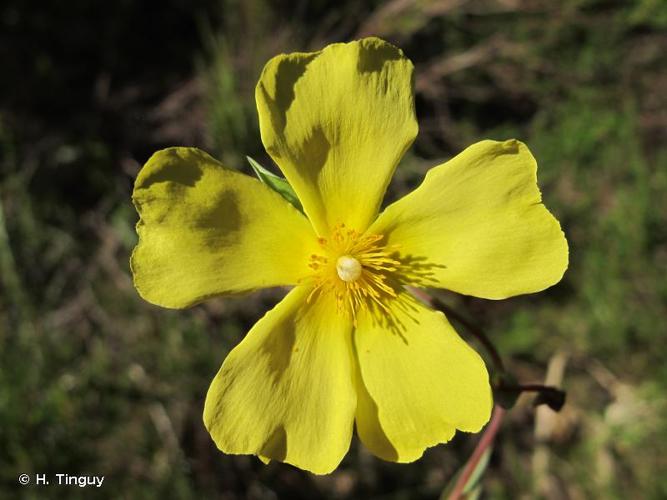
[[336, 255, 362, 282]]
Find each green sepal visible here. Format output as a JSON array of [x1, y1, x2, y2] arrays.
[[247, 156, 303, 213]]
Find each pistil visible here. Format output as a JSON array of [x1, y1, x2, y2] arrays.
[[336, 255, 362, 282]]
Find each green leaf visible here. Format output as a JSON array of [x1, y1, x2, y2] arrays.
[[440, 446, 492, 500], [247, 156, 303, 212]]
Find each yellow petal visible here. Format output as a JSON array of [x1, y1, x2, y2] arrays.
[[256, 37, 418, 235], [354, 293, 492, 462], [370, 140, 568, 299], [204, 286, 356, 475], [131, 147, 318, 308]]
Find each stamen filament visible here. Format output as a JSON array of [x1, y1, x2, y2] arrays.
[[305, 223, 401, 320]]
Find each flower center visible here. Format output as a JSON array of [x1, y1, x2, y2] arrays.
[[336, 255, 361, 282], [305, 223, 401, 322]]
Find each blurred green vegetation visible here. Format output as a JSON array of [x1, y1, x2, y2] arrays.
[[1, 0, 666, 498]]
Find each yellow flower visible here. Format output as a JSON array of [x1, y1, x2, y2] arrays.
[[130, 38, 568, 474]]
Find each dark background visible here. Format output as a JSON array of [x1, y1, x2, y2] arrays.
[[1, 0, 666, 498]]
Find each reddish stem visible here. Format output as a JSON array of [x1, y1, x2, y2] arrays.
[[447, 405, 505, 500]]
